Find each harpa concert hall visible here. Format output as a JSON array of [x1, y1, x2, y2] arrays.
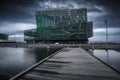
[[24, 8, 93, 43]]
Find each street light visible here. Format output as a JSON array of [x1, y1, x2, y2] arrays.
[[105, 19, 109, 64], [105, 19, 108, 49]]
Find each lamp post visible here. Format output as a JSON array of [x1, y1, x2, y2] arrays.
[[105, 19, 109, 64], [105, 19, 108, 49]]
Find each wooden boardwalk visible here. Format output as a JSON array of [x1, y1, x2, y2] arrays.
[[10, 48, 120, 80]]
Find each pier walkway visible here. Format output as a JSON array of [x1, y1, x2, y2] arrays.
[[10, 48, 120, 80]]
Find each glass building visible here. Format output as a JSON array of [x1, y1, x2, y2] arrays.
[[24, 8, 93, 43], [0, 33, 8, 40]]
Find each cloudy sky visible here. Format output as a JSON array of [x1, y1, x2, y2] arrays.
[[0, 0, 120, 42]]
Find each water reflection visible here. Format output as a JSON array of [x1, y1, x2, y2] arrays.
[[93, 49, 120, 70], [0, 47, 60, 80]]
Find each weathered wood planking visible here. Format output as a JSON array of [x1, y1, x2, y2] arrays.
[[11, 48, 120, 80]]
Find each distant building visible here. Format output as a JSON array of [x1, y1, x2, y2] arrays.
[[24, 8, 93, 43], [0, 33, 8, 40], [87, 22, 93, 37]]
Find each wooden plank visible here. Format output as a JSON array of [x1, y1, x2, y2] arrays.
[[10, 48, 120, 80]]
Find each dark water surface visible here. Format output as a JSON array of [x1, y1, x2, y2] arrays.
[[0, 47, 61, 80], [93, 50, 120, 70]]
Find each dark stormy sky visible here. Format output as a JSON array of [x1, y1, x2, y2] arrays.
[[0, 0, 120, 42]]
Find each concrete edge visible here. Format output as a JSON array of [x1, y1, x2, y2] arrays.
[[9, 48, 65, 80], [84, 49, 120, 74]]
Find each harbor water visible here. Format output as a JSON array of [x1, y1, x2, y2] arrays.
[[92, 49, 120, 70], [0, 47, 61, 80]]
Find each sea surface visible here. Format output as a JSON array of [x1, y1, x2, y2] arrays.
[[92, 49, 120, 70], [0, 47, 61, 80]]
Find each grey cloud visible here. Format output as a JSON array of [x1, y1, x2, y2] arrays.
[[0, 0, 119, 42], [0, 0, 39, 23]]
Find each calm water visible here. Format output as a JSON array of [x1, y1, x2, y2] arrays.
[[0, 47, 61, 80], [93, 50, 120, 70]]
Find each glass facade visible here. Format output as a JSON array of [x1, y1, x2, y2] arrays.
[[0, 33, 8, 40], [24, 8, 93, 43]]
